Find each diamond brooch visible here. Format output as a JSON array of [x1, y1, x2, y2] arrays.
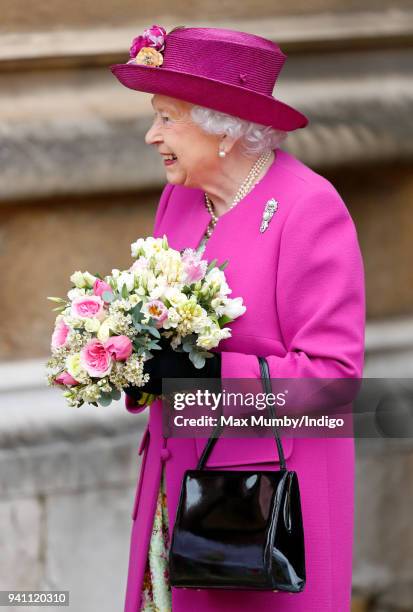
[[260, 198, 278, 233]]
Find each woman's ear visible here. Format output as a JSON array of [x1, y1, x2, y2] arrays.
[[221, 134, 240, 154]]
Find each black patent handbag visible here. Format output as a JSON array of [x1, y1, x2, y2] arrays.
[[168, 356, 306, 592]]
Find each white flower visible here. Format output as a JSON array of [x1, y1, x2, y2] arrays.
[[67, 287, 86, 301], [97, 317, 114, 341], [128, 294, 142, 307], [69, 271, 96, 290], [83, 272, 97, 288], [66, 353, 88, 383], [162, 307, 180, 329], [131, 238, 145, 258], [82, 384, 101, 402], [221, 297, 246, 320], [153, 250, 184, 284], [129, 257, 149, 272], [164, 287, 187, 308], [84, 318, 101, 333], [196, 325, 232, 350], [191, 316, 211, 334], [148, 285, 166, 300], [70, 271, 87, 288], [145, 270, 166, 294], [63, 315, 85, 328], [210, 297, 226, 317], [204, 268, 232, 296], [147, 274, 170, 300], [134, 285, 147, 297], [117, 272, 135, 293], [131, 236, 166, 259]]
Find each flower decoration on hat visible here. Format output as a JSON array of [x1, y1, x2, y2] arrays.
[[128, 25, 167, 67], [134, 47, 164, 67]]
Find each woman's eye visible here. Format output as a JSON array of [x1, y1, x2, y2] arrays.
[[161, 116, 170, 123]]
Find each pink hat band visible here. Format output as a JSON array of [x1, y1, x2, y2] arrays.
[[111, 26, 309, 132]]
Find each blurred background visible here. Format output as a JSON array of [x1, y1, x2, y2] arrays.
[[1, 1, 412, 611]]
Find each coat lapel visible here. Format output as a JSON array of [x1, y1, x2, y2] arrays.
[[162, 189, 210, 251]]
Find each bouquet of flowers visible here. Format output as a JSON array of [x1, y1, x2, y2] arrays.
[[46, 236, 246, 408]]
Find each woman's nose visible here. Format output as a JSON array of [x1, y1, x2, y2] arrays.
[[145, 118, 162, 145]]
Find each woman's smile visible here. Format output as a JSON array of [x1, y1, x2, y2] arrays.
[[160, 152, 178, 167]]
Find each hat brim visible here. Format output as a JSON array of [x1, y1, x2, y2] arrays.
[[110, 63, 308, 132]]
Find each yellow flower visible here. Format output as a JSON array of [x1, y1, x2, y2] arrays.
[[97, 317, 113, 342], [84, 318, 101, 333], [66, 353, 88, 383], [135, 47, 164, 67]]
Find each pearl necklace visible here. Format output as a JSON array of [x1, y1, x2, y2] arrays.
[[204, 150, 273, 238]]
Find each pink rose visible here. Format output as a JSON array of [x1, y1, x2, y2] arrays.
[[143, 300, 168, 328], [55, 371, 79, 386], [182, 249, 208, 284], [129, 25, 166, 58], [80, 339, 113, 378], [93, 279, 113, 303], [51, 319, 70, 349], [71, 295, 105, 320], [104, 335, 133, 361]]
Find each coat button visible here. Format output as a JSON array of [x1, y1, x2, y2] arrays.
[[160, 448, 171, 461]]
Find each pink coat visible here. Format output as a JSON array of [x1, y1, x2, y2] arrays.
[[123, 149, 365, 612]]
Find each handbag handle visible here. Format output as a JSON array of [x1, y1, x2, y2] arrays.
[[196, 356, 287, 471]]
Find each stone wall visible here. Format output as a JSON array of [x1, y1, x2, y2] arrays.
[[2, 0, 412, 32], [0, 377, 141, 611]]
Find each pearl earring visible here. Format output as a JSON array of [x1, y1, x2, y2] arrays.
[[218, 149, 226, 158]]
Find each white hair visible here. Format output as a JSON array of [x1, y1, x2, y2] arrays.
[[189, 105, 288, 157]]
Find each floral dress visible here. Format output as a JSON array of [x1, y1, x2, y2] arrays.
[[140, 468, 172, 611], [140, 233, 209, 612]]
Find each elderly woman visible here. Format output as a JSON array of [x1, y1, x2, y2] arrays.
[[111, 25, 365, 612]]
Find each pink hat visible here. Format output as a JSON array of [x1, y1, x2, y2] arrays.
[[110, 25, 309, 132]]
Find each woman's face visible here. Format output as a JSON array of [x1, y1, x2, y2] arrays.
[[145, 94, 222, 189]]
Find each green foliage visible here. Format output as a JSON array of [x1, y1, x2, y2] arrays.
[[111, 388, 121, 401], [205, 258, 218, 275], [218, 314, 232, 327], [148, 341, 162, 350], [98, 394, 112, 407], [97, 386, 121, 407], [189, 350, 205, 369], [181, 334, 196, 353], [47, 296, 67, 303], [102, 291, 114, 303], [52, 305, 67, 313], [145, 324, 161, 339]]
